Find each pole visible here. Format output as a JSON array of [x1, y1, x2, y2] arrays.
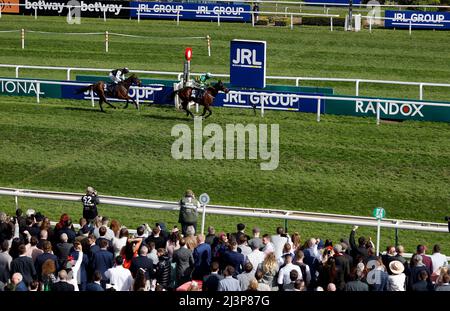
[[252, 11, 254, 27], [137, 9, 140, 23], [261, 99, 264, 117], [419, 83, 423, 100], [376, 218, 381, 256], [394, 228, 399, 247], [36, 82, 40, 104], [201, 203, 207, 235], [21, 29, 25, 49], [217, 13, 220, 26], [284, 219, 288, 234], [409, 19, 412, 36], [103, 10, 106, 22], [369, 16, 372, 33], [15, 195, 19, 210], [105, 31, 109, 53], [376, 100, 380, 125], [207, 35, 211, 57], [177, 10, 180, 26], [290, 14, 293, 30], [136, 91, 140, 110], [34, 7, 37, 19], [317, 98, 321, 122], [91, 90, 95, 107], [330, 17, 333, 32]]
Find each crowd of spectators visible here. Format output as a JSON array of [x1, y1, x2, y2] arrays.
[[0, 188, 448, 292]]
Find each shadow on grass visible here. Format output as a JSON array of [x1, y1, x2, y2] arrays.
[[64, 107, 106, 113], [143, 114, 192, 122]]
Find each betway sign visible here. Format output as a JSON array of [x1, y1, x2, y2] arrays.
[[325, 97, 450, 123], [22, 0, 128, 17]]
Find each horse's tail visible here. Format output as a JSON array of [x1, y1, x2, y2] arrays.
[[75, 84, 94, 94]]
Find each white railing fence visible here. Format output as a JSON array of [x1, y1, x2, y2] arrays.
[[1, 63, 449, 101]]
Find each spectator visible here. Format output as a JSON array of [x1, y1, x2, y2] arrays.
[[104, 256, 133, 291], [254, 270, 271, 291], [0, 212, 14, 245], [237, 235, 252, 258], [435, 273, 450, 291], [233, 223, 250, 242], [92, 239, 114, 288], [145, 226, 166, 250], [303, 238, 321, 283], [412, 270, 434, 291], [223, 239, 245, 275], [203, 261, 223, 292], [112, 228, 128, 257], [185, 226, 198, 250], [76, 218, 91, 240], [81, 186, 100, 224], [55, 214, 76, 243], [393, 245, 408, 270], [27, 236, 43, 263], [388, 260, 406, 291], [70, 241, 89, 291], [93, 217, 115, 241], [10, 244, 36, 286], [344, 263, 368, 291], [327, 283, 337, 292], [130, 245, 154, 280], [246, 238, 265, 275], [271, 227, 289, 260], [238, 262, 255, 291], [413, 245, 432, 273], [283, 269, 299, 291], [86, 271, 104, 291], [382, 245, 397, 273], [430, 244, 448, 275], [0, 240, 12, 284], [95, 226, 113, 251], [178, 189, 200, 236], [146, 241, 159, 266], [340, 241, 354, 267], [349, 226, 368, 262], [367, 257, 388, 291], [278, 243, 294, 266], [218, 266, 240, 291], [408, 254, 430, 289], [29, 280, 40, 292], [291, 232, 301, 252], [34, 241, 58, 282], [193, 234, 211, 280], [52, 270, 74, 292], [10, 272, 28, 291], [293, 249, 311, 288], [261, 234, 275, 256], [86, 234, 100, 279], [434, 266, 449, 287], [277, 253, 300, 290], [258, 252, 279, 291], [205, 226, 217, 246], [121, 237, 142, 269], [155, 248, 172, 290], [110, 220, 121, 239], [55, 233, 73, 268], [37, 230, 48, 250], [166, 229, 181, 258], [133, 268, 150, 291], [41, 259, 57, 291], [173, 238, 194, 286], [248, 227, 262, 251]]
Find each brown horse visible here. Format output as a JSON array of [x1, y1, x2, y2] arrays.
[[172, 80, 229, 119], [76, 74, 142, 112]]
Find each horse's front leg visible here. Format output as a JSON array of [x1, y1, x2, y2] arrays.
[[204, 107, 212, 119], [123, 99, 129, 109]]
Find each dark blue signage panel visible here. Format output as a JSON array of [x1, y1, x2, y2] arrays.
[[303, 0, 361, 4], [230, 40, 266, 89], [130, 1, 251, 22], [385, 10, 450, 30]]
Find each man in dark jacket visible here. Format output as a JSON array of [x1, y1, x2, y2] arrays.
[[55, 233, 73, 268], [173, 239, 194, 286], [130, 245, 154, 280], [81, 187, 100, 224], [92, 239, 113, 289], [34, 241, 59, 281], [155, 248, 172, 289], [412, 270, 434, 291], [222, 240, 244, 276], [349, 226, 368, 262], [193, 234, 212, 280], [178, 190, 200, 236], [10, 245, 36, 286], [86, 271, 104, 291], [51, 270, 74, 292], [333, 244, 351, 290], [203, 261, 223, 292]]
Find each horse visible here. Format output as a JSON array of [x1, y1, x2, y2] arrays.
[[172, 80, 229, 119], [76, 74, 142, 112]]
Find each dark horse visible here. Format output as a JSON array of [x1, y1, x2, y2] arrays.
[[76, 74, 142, 112], [172, 80, 229, 119]]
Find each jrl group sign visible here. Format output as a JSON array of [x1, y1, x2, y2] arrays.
[[385, 10, 450, 30], [130, 1, 251, 22], [230, 40, 266, 89]]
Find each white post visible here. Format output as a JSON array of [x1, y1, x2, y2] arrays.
[[285, 7, 288, 18], [330, 17, 333, 32], [290, 14, 293, 30], [34, 7, 37, 19], [21, 29, 25, 49], [15, 66, 20, 78], [105, 31, 109, 53], [14, 194, 19, 210], [137, 9, 140, 23], [136, 91, 140, 110], [376, 218, 381, 256], [176, 10, 180, 26], [66, 69, 71, 81], [316, 98, 321, 122], [36, 82, 41, 104], [0, 7, 2, 19], [207, 35, 211, 57], [376, 100, 380, 125], [261, 100, 265, 117], [355, 80, 360, 96], [369, 16, 372, 33], [90, 90, 95, 107], [196, 103, 199, 113], [201, 203, 207, 235], [409, 19, 412, 36], [103, 10, 106, 22], [217, 13, 220, 26], [419, 83, 423, 100], [252, 11, 255, 27]]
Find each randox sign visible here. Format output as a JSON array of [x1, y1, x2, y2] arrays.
[[325, 97, 450, 123], [21, 0, 128, 18], [230, 40, 266, 89], [385, 10, 450, 30], [130, 1, 251, 22]]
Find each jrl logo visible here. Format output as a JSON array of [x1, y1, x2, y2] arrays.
[[232, 48, 262, 67]]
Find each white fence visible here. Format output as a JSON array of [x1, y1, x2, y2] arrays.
[[0, 187, 448, 234], [1, 63, 450, 101]]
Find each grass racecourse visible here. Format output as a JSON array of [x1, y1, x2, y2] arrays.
[[0, 15, 450, 252]]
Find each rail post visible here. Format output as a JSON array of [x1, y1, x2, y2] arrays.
[[105, 31, 109, 53], [356, 80, 360, 96], [21, 29, 25, 49], [137, 8, 140, 23], [207, 35, 211, 57], [409, 19, 412, 36], [252, 10, 255, 27], [66, 69, 71, 81], [176, 10, 180, 26], [34, 7, 37, 19], [14, 190, 19, 210], [369, 16, 372, 33], [15, 66, 20, 78], [103, 10, 106, 22], [376, 100, 380, 125], [285, 7, 288, 18], [36, 81, 41, 104], [217, 13, 220, 26], [330, 17, 333, 32], [261, 99, 265, 117], [90, 89, 95, 107], [419, 83, 423, 100], [317, 98, 321, 122], [395, 227, 399, 247], [290, 14, 293, 30]]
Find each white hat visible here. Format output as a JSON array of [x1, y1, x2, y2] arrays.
[[389, 260, 405, 275]]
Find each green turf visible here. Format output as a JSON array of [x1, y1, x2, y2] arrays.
[[0, 15, 449, 253]]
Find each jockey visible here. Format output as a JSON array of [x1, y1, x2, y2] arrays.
[[109, 67, 129, 84], [192, 72, 212, 99]]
